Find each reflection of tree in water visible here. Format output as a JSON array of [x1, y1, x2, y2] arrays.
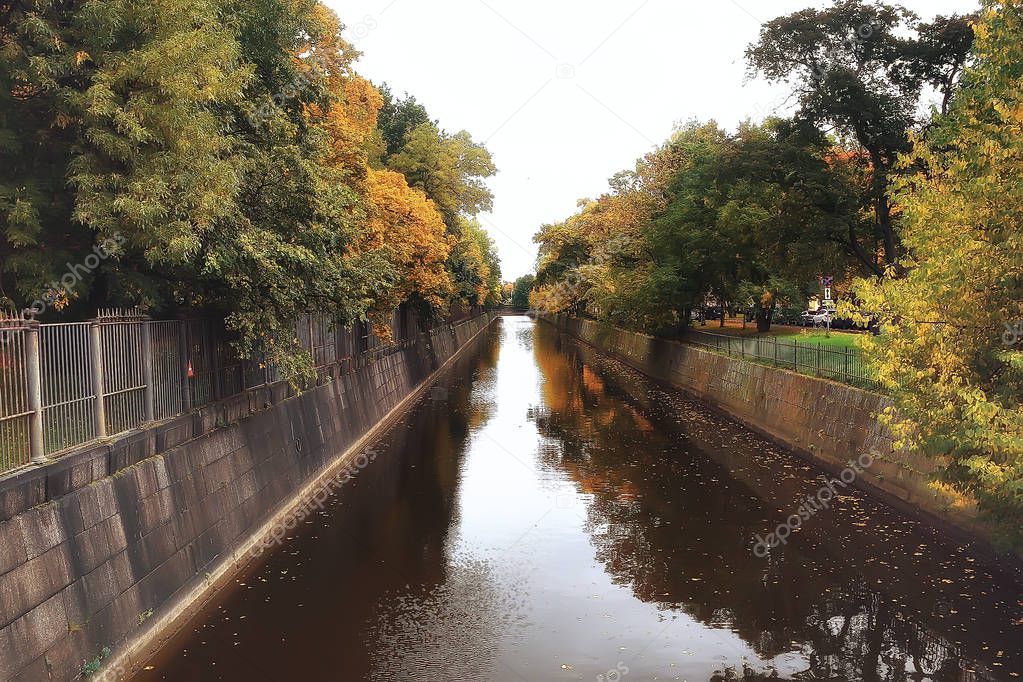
[[528, 323, 1015, 682], [135, 326, 509, 682], [363, 324, 508, 673], [408, 324, 503, 570]]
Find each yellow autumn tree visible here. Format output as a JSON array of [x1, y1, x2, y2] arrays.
[[320, 74, 382, 191], [299, 4, 453, 334], [299, 4, 381, 191], [851, 0, 1023, 548], [364, 167, 453, 321]]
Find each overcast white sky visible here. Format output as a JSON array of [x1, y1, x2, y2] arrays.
[[329, 0, 978, 280]]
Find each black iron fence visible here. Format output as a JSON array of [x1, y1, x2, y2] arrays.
[[0, 305, 484, 476], [686, 329, 879, 390]]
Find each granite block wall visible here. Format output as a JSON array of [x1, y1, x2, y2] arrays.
[[543, 315, 993, 547], [0, 315, 494, 682]]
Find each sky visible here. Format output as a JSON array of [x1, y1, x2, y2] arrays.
[[328, 0, 979, 281]]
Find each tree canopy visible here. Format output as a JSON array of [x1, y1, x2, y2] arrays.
[[851, 0, 1023, 547], [532, 119, 867, 332], [0, 0, 501, 377], [746, 0, 975, 272]]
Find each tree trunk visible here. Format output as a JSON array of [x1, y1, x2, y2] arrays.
[[755, 303, 775, 333], [877, 192, 898, 266], [866, 149, 901, 272]]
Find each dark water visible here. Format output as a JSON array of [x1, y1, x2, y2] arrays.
[[135, 317, 1022, 682]]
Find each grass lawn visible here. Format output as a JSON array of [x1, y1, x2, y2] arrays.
[[775, 329, 862, 349], [694, 318, 864, 348], [688, 320, 878, 388]]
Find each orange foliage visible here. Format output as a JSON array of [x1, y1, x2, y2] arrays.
[[300, 4, 382, 189], [297, 3, 454, 325], [365, 167, 453, 313], [318, 76, 381, 190]]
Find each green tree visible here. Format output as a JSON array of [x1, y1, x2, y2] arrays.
[[369, 86, 498, 309], [386, 123, 496, 231], [531, 117, 868, 334], [373, 85, 432, 160], [449, 218, 501, 307], [1, 0, 246, 314], [642, 120, 856, 332], [511, 275, 535, 308], [641, 122, 733, 331], [746, 0, 975, 271], [1, 0, 397, 382]]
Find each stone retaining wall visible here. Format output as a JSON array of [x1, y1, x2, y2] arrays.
[[542, 315, 995, 547], [0, 315, 494, 682]]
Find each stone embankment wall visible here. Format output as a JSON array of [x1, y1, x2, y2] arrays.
[[543, 315, 994, 547], [0, 315, 494, 682]]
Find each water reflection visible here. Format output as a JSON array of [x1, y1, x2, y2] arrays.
[[530, 321, 1022, 681], [134, 318, 1022, 682]]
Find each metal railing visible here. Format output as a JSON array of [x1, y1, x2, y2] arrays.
[[0, 313, 35, 472], [0, 305, 481, 477], [686, 329, 879, 390]]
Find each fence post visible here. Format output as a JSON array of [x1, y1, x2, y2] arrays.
[[90, 321, 107, 439], [844, 347, 850, 382], [307, 315, 315, 357], [141, 321, 156, 422], [179, 322, 192, 413], [25, 325, 46, 463], [210, 325, 224, 402]]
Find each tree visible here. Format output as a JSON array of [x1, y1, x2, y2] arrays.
[[0, 0, 463, 382], [642, 120, 854, 332], [1, 0, 245, 315], [448, 218, 501, 307], [386, 124, 496, 231], [363, 167, 452, 324], [642, 122, 734, 330], [746, 0, 975, 272], [0, 0, 503, 383], [511, 275, 535, 308], [726, 119, 876, 283], [850, 0, 1023, 549], [532, 116, 870, 334], [369, 85, 498, 309], [373, 85, 433, 160], [165, 0, 390, 380]]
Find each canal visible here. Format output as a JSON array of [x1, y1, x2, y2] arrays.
[[135, 316, 1022, 681]]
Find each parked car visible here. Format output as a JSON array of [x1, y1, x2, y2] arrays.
[[799, 310, 832, 327], [690, 307, 724, 323], [812, 311, 833, 326]]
